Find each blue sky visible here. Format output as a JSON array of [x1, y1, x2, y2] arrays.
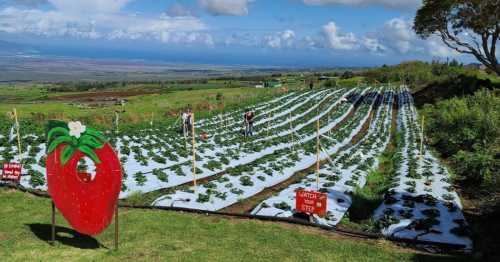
[[0, 0, 467, 67]]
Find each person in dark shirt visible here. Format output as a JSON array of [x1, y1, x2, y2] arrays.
[[244, 110, 255, 137]]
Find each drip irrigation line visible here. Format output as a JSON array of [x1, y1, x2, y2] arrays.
[[0, 182, 469, 251]]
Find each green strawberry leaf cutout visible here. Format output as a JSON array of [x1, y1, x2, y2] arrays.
[[46, 120, 108, 166]]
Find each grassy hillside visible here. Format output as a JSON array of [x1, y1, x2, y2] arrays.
[[0, 189, 467, 262], [0, 85, 284, 130]]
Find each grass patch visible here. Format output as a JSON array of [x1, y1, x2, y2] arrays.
[[345, 132, 402, 227], [0, 189, 468, 261]]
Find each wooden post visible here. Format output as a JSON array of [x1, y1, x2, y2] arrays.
[[316, 119, 320, 190], [115, 112, 119, 133], [289, 111, 294, 151], [328, 111, 331, 136], [420, 115, 425, 158], [267, 113, 271, 137], [13, 108, 22, 160], [114, 203, 118, 250], [51, 201, 56, 245], [192, 113, 197, 192]]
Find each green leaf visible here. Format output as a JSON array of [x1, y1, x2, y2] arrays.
[[47, 127, 70, 143], [85, 128, 107, 142], [46, 120, 67, 135], [47, 136, 73, 153], [78, 145, 102, 164], [60, 145, 76, 166], [79, 134, 104, 149]]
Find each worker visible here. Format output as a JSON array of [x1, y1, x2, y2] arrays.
[[244, 109, 255, 137], [181, 110, 188, 136], [185, 108, 193, 136]]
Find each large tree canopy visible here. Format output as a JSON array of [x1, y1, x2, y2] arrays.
[[414, 0, 499, 75]]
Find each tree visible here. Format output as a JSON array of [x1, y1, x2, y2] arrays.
[[414, 0, 499, 75], [341, 71, 354, 79]]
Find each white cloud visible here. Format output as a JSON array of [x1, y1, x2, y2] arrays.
[[362, 36, 387, 53], [263, 29, 296, 48], [0, 7, 212, 45], [379, 18, 414, 54], [426, 37, 459, 57], [301, 0, 421, 9], [322, 21, 358, 50], [166, 3, 195, 17], [199, 0, 251, 16]]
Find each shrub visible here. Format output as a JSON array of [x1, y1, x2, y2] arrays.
[[423, 89, 499, 192]]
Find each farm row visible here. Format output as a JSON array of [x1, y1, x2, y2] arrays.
[[0, 86, 471, 248]]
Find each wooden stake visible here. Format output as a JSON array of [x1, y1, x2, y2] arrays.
[[114, 203, 118, 250], [267, 113, 271, 137], [13, 108, 22, 160], [51, 201, 56, 245], [328, 111, 331, 136], [192, 113, 197, 192], [420, 115, 425, 158], [289, 112, 294, 151], [115, 112, 119, 133], [316, 119, 320, 190]]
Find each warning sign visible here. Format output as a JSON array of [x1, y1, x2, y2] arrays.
[[295, 190, 327, 216], [1, 163, 22, 182]]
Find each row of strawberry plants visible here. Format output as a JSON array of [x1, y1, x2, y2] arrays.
[[251, 87, 394, 225], [373, 88, 472, 249], [152, 88, 380, 210]]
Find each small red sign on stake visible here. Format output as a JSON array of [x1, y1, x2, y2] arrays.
[[296, 190, 327, 217], [1, 163, 22, 182]]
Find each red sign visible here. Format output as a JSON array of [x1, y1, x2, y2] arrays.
[[1, 163, 22, 182], [296, 190, 327, 216]]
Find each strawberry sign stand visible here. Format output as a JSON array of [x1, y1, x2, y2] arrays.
[[46, 121, 122, 249]]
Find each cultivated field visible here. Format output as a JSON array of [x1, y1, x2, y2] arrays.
[[0, 86, 472, 250]]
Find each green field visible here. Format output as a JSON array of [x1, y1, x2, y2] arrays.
[[0, 189, 469, 262], [0, 84, 287, 128]]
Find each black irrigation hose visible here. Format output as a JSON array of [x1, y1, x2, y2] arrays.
[[0, 183, 469, 252]]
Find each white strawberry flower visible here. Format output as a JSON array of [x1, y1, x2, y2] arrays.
[[68, 121, 86, 138]]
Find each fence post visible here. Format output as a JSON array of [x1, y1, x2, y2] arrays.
[[316, 119, 320, 190], [192, 113, 197, 192], [420, 115, 425, 158], [13, 108, 22, 160]]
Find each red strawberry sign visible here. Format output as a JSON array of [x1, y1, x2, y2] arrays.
[[46, 121, 122, 236]]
